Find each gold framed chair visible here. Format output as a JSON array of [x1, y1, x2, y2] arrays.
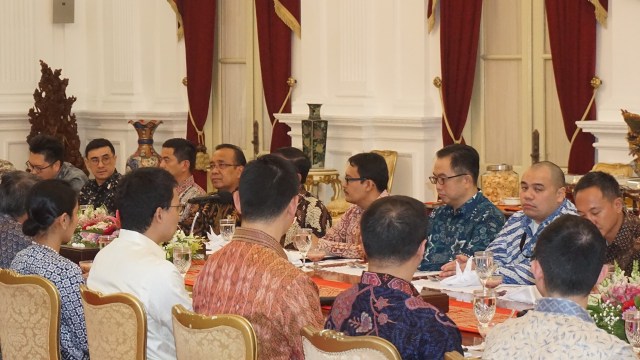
[[444, 350, 466, 360], [80, 285, 147, 360], [371, 150, 398, 193], [0, 269, 61, 360], [300, 326, 401, 360], [171, 304, 258, 360]]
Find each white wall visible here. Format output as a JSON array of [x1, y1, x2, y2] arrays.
[[582, 1, 640, 164], [0, 0, 187, 173], [280, 0, 443, 201]]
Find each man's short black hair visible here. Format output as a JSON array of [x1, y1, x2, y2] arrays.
[[272, 147, 311, 184], [436, 144, 480, 184], [530, 161, 566, 189], [532, 214, 606, 297], [0, 171, 40, 218], [163, 138, 197, 172], [361, 196, 427, 264], [574, 171, 622, 200], [28, 134, 64, 165], [348, 153, 388, 193], [215, 144, 247, 166], [115, 167, 177, 233], [238, 154, 298, 222], [85, 138, 115, 157]]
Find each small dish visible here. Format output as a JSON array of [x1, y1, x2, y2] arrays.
[[502, 197, 521, 206]]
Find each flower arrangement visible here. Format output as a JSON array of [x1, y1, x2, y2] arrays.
[[588, 261, 640, 341], [72, 205, 120, 247], [163, 229, 205, 261]]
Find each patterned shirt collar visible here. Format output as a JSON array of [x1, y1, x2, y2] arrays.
[[522, 199, 575, 236], [534, 297, 593, 323], [360, 271, 420, 297], [176, 175, 196, 195], [442, 192, 480, 216], [233, 227, 287, 260]]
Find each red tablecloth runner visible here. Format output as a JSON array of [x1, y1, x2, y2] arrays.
[[447, 299, 516, 334], [184, 260, 205, 287]]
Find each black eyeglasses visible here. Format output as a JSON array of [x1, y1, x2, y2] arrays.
[[168, 204, 186, 213], [344, 176, 367, 184], [519, 233, 532, 259], [428, 174, 468, 185], [206, 163, 239, 171], [25, 161, 55, 174]]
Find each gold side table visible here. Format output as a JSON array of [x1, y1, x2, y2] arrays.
[[304, 168, 343, 201]]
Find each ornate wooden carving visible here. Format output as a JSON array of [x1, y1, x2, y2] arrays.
[[27, 60, 87, 175]]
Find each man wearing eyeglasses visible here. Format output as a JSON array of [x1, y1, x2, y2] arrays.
[[79, 138, 122, 214], [27, 134, 88, 192], [419, 144, 505, 271], [160, 138, 206, 230], [442, 161, 577, 284], [317, 152, 389, 259], [189, 143, 245, 236]]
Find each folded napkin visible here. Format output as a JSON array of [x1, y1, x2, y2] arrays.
[[500, 285, 541, 304], [440, 257, 481, 287], [285, 250, 304, 266], [205, 226, 228, 254]]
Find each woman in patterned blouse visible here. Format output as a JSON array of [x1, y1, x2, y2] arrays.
[[10, 179, 89, 360]]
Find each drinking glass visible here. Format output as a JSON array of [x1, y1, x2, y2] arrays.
[[473, 289, 497, 327], [485, 274, 504, 290], [306, 245, 326, 271], [624, 310, 640, 353], [219, 218, 236, 242], [294, 228, 313, 268], [474, 251, 494, 291], [173, 245, 192, 275]]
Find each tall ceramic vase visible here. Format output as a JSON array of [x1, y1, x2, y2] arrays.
[[126, 119, 163, 172], [302, 104, 328, 168]]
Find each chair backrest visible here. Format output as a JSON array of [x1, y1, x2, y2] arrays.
[[171, 304, 258, 360], [300, 326, 401, 360], [371, 150, 398, 193], [444, 350, 465, 360], [80, 285, 147, 360], [0, 269, 61, 360]]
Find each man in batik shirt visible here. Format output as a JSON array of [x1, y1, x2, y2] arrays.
[[484, 215, 635, 359], [574, 171, 640, 275], [79, 138, 121, 214], [326, 195, 463, 359], [317, 152, 388, 259], [273, 147, 332, 249], [420, 144, 504, 270], [160, 138, 206, 232], [441, 161, 576, 284], [187, 143, 244, 237], [0, 171, 39, 268], [193, 155, 323, 360]]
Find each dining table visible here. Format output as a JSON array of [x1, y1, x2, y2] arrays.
[[183, 253, 535, 352]]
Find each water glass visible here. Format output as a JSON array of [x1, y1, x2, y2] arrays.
[[306, 245, 326, 271], [294, 228, 313, 268], [220, 218, 236, 242], [624, 310, 640, 353], [173, 245, 192, 275], [473, 289, 497, 327], [474, 251, 494, 291]]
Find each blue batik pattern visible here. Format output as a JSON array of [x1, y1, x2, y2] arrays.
[[486, 199, 576, 285], [420, 192, 505, 271], [325, 272, 463, 360]]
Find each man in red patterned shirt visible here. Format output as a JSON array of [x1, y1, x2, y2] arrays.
[[318, 152, 389, 258], [192, 154, 323, 360]]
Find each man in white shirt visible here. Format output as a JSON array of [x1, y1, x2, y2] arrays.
[[88, 167, 191, 360]]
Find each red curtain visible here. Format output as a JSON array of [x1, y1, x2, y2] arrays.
[[255, 0, 300, 152], [175, 1, 216, 188], [439, 0, 483, 145], [545, 0, 607, 174]]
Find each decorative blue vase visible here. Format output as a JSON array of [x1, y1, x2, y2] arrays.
[[301, 104, 328, 168]]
